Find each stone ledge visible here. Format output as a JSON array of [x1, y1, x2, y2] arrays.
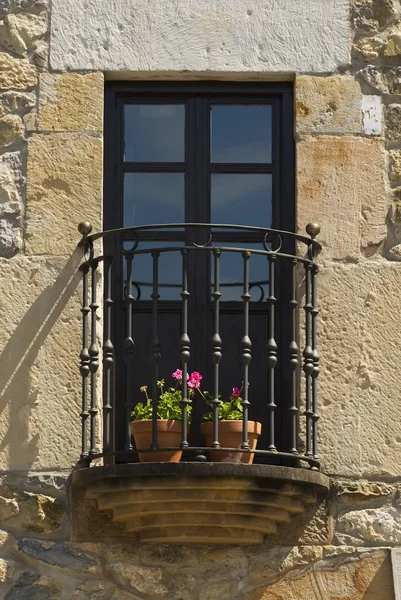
[[72, 464, 329, 545]]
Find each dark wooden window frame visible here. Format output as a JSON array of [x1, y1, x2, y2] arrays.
[[104, 81, 295, 460]]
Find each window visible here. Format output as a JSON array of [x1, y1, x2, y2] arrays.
[[104, 82, 295, 462]]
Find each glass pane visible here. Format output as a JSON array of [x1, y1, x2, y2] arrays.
[[211, 105, 272, 163], [124, 241, 183, 301], [211, 174, 272, 228], [124, 104, 185, 162], [124, 173, 185, 227], [211, 243, 269, 302]]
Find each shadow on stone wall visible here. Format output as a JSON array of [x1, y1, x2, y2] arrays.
[[0, 248, 83, 470]]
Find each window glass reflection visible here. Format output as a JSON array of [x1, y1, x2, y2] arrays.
[[211, 105, 272, 163], [124, 173, 185, 227], [124, 104, 185, 162], [211, 174, 272, 228]]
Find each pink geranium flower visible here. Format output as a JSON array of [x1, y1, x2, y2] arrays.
[[232, 387, 241, 397], [172, 369, 183, 380], [188, 371, 202, 389]]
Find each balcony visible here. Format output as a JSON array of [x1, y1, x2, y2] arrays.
[[72, 222, 329, 544]]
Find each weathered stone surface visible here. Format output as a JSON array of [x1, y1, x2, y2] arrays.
[[318, 262, 401, 477], [385, 104, 401, 140], [336, 506, 401, 545], [4, 491, 64, 533], [50, 0, 350, 73], [0, 91, 36, 116], [0, 0, 10, 19], [0, 255, 83, 470], [384, 32, 401, 56], [5, 582, 61, 600], [0, 218, 20, 256], [359, 65, 389, 93], [296, 76, 362, 135], [353, 0, 400, 31], [333, 480, 395, 504], [0, 495, 19, 520], [11, 0, 48, 8], [249, 550, 394, 600], [353, 36, 384, 59], [248, 545, 323, 586], [0, 114, 23, 147], [0, 151, 23, 217], [390, 150, 401, 183], [38, 72, 103, 132], [0, 53, 37, 89], [0, 11, 48, 57], [362, 95, 382, 135], [16, 539, 97, 571], [25, 133, 102, 255], [297, 137, 387, 259]]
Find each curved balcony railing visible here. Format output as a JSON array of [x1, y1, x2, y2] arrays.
[[77, 222, 321, 470]]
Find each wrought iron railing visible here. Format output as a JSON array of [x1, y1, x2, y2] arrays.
[[77, 222, 321, 469]]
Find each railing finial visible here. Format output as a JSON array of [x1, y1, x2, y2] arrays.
[[306, 222, 320, 239], [78, 221, 93, 237]]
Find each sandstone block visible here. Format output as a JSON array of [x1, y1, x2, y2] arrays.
[[0, 53, 37, 89], [25, 133, 102, 255], [16, 539, 98, 572], [249, 550, 393, 600], [38, 72, 103, 132], [353, 0, 399, 31], [0, 11, 48, 56], [359, 65, 389, 93], [318, 262, 401, 477], [4, 582, 61, 600], [0, 114, 23, 147], [3, 492, 64, 534], [0, 255, 83, 470], [296, 76, 362, 135], [386, 104, 401, 140], [297, 137, 387, 259]]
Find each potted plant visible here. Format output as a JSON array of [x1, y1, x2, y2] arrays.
[[131, 369, 200, 462], [200, 387, 262, 464]]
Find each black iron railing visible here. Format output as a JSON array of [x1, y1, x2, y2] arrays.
[[77, 222, 321, 469]]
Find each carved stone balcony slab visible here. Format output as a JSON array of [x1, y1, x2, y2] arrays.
[[72, 463, 330, 545]]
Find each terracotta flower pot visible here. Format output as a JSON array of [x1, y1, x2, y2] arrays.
[[201, 420, 262, 464], [131, 419, 183, 463]]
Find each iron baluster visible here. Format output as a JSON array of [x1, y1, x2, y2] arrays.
[[150, 251, 161, 450], [267, 254, 277, 451], [306, 222, 321, 465], [241, 251, 252, 450], [124, 254, 135, 451], [303, 262, 313, 457], [211, 249, 222, 448], [289, 258, 299, 454], [311, 261, 320, 463], [103, 257, 114, 460], [180, 249, 190, 448], [79, 264, 90, 461], [89, 262, 99, 457]]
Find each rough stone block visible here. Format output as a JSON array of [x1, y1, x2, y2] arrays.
[[297, 137, 387, 259], [317, 262, 401, 477], [362, 95, 382, 136], [0, 255, 83, 470], [386, 104, 401, 140], [38, 72, 104, 132], [50, 0, 350, 74], [336, 506, 401, 545], [390, 150, 401, 183], [25, 133, 102, 255], [0, 11, 48, 57], [296, 76, 362, 135], [0, 53, 37, 89], [0, 114, 24, 147]]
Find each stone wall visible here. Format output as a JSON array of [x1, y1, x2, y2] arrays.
[[0, 0, 400, 598]]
